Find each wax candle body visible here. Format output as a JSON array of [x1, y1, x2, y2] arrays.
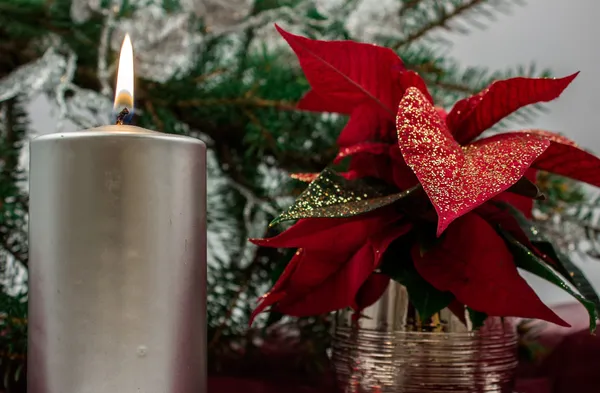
[[28, 126, 206, 393]]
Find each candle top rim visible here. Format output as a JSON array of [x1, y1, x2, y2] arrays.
[[31, 125, 206, 146]]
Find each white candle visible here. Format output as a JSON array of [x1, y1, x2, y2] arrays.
[[27, 36, 206, 393]]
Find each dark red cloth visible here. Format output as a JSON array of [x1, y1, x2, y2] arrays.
[[208, 303, 600, 393], [208, 377, 335, 393]]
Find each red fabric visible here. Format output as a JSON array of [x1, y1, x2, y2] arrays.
[[515, 378, 551, 393], [522, 303, 600, 393], [208, 377, 338, 393]]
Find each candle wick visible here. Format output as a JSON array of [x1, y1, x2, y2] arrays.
[[115, 108, 130, 125]]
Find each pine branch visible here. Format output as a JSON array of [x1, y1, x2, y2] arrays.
[[398, 0, 426, 18], [392, 0, 486, 49], [0, 99, 28, 268], [0, 231, 27, 268], [176, 97, 297, 111], [2, 100, 18, 174], [208, 250, 262, 350]]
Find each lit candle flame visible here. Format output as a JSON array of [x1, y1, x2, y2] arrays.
[[114, 34, 134, 112]]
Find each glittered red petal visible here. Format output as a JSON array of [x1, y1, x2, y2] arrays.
[[520, 130, 600, 187], [447, 73, 578, 145], [276, 24, 402, 116], [412, 214, 569, 326], [396, 88, 550, 236]]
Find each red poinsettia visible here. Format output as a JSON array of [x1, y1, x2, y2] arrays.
[[249, 26, 600, 330]]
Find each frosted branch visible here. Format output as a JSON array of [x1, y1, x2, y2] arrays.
[[204, 1, 326, 39], [54, 51, 78, 132], [225, 178, 276, 267], [97, 1, 121, 97]]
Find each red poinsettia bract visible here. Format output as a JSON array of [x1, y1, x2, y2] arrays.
[[248, 210, 410, 324]]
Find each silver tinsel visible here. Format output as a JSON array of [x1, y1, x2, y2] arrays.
[[0, 48, 67, 102], [345, 0, 402, 42], [110, 5, 201, 83], [200, 0, 253, 31], [69, 0, 103, 24], [62, 88, 113, 129]]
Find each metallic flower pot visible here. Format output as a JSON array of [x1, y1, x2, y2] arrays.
[[332, 281, 518, 393]]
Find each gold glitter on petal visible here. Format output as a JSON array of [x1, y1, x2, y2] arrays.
[[271, 168, 417, 226], [396, 88, 551, 236]]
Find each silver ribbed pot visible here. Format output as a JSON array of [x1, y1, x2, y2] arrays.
[[331, 281, 518, 393]]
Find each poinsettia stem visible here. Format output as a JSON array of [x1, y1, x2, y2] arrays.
[[392, 0, 486, 49]]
